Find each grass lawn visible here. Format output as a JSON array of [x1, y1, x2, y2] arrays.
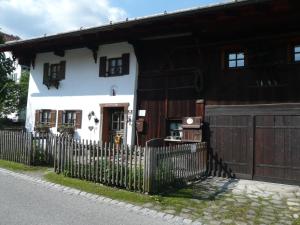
[[0, 159, 49, 172]]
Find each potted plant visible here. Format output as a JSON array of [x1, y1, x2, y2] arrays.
[[57, 124, 75, 137], [35, 124, 50, 133]]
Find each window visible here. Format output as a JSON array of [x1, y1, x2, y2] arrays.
[[58, 110, 81, 129], [39, 110, 51, 125], [49, 64, 61, 80], [108, 58, 122, 76], [62, 111, 77, 126], [228, 52, 245, 68], [35, 110, 56, 129], [111, 110, 125, 131], [99, 53, 130, 77], [294, 45, 300, 62], [43, 61, 66, 89], [167, 120, 182, 140]]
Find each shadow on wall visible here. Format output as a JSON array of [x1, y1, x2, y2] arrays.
[[30, 75, 135, 98], [203, 122, 236, 179]]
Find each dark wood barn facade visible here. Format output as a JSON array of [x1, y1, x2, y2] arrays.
[[132, 0, 300, 184], [1, 0, 300, 184]]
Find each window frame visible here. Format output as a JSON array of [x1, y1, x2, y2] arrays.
[[167, 119, 183, 140], [226, 51, 246, 69], [49, 63, 61, 81], [294, 45, 300, 62], [62, 110, 77, 126], [40, 110, 51, 125], [108, 57, 123, 77]]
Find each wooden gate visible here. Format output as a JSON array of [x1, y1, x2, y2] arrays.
[[205, 105, 300, 184], [254, 115, 300, 183]]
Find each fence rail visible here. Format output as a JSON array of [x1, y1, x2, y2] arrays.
[[0, 130, 207, 193]]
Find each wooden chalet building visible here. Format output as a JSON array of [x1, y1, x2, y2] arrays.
[[1, 0, 300, 184]]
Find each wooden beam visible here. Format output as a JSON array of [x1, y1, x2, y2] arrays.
[[54, 49, 65, 57], [87, 45, 99, 64], [30, 54, 36, 69]]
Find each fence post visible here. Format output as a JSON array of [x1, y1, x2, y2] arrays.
[[28, 133, 34, 166]]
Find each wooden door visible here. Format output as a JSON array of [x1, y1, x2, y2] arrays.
[[109, 108, 125, 144], [254, 115, 300, 184]]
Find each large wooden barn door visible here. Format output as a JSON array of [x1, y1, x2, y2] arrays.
[[254, 115, 300, 183], [205, 115, 254, 179], [206, 105, 300, 184]]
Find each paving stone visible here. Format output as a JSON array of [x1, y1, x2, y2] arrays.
[[287, 201, 300, 207], [251, 202, 260, 207], [279, 220, 292, 225], [179, 213, 191, 219], [183, 218, 193, 224], [235, 222, 247, 225], [142, 203, 154, 208], [247, 210, 256, 215], [192, 222, 202, 225], [222, 219, 233, 224], [289, 207, 300, 212], [164, 209, 176, 214], [270, 199, 282, 205], [225, 198, 235, 202], [203, 215, 213, 221], [209, 221, 221, 225], [258, 218, 271, 224], [163, 214, 174, 220], [182, 208, 192, 213], [246, 214, 255, 220], [236, 198, 248, 203]]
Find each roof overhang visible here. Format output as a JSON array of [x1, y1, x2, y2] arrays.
[[1, 0, 300, 64]]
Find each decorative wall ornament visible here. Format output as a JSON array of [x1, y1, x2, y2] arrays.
[[110, 85, 118, 96]]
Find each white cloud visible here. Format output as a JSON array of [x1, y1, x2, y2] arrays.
[[0, 0, 127, 39]]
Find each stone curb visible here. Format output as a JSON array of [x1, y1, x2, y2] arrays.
[[0, 168, 203, 225]]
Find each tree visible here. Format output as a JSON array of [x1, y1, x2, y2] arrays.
[[18, 70, 29, 113], [0, 34, 19, 117]]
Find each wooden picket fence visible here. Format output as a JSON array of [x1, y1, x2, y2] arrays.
[[0, 130, 56, 166], [0, 130, 33, 165], [53, 137, 207, 193], [145, 143, 207, 193], [53, 137, 146, 192], [0, 130, 208, 193]]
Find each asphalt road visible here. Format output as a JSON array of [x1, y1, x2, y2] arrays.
[[0, 170, 172, 225]]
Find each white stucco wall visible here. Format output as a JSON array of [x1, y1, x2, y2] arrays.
[[25, 42, 138, 145]]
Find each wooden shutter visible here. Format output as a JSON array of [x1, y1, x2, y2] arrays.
[[99, 57, 107, 77], [35, 110, 41, 126], [75, 110, 82, 129], [122, 53, 130, 75], [59, 61, 66, 80], [57, 110, 63, 128], [50, 110, 57, 128], [43, 63, 49, 85]]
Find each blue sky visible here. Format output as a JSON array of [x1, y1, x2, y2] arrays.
[[0, 0, 225, 39], [111, 0, 221, 18]]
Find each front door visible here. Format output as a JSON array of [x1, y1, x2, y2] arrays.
[[109, 108, 125, 145]]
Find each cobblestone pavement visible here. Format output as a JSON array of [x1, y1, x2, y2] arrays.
[[145, 177, 300, 225]]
